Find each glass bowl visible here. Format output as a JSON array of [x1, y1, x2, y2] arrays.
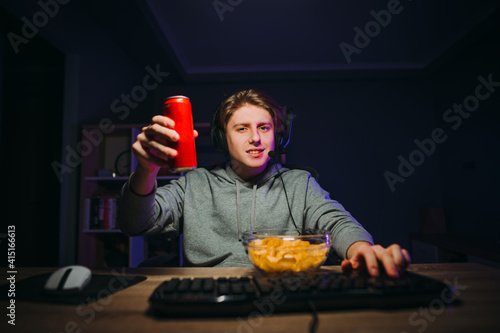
[[242, 229, 331, 273]]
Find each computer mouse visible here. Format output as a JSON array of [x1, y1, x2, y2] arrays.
[[44, 265, 92, 294]]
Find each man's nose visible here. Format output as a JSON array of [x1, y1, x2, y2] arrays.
[[249, 129, 261, 143]]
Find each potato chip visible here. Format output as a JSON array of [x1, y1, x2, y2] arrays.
[[247, 239, 329, 273]]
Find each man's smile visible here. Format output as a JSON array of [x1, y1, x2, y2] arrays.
[[246, 148, 265, 156]]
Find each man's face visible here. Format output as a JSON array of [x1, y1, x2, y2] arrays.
[[225, 104, 275, 180]]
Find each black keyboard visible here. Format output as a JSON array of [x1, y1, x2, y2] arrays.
[[148, 270, 456, 317]]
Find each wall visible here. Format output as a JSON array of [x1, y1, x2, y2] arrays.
[[0, 23, 4, 149], [431, 21, 500, 241], [0, 6, 64, 266]]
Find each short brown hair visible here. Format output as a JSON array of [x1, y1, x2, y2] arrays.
[[215, 89, 285, 136]]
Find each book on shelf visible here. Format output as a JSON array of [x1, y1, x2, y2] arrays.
[[84, 196, 119, 231]]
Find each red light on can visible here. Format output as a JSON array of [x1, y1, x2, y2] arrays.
[[163, 95, 197, 172]]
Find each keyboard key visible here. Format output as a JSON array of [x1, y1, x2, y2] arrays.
[[163, 278, 180, 293], [190, 278, 202, 292], [217, 278, 230, 295], [177, 278, 191, 292], [203, 278, 214, 292]]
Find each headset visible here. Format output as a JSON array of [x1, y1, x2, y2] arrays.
[[210, 102, 294, 157]]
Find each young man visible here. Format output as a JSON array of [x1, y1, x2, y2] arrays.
[[117, 89, 410, 277]]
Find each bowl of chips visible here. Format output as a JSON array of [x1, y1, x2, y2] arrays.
[[242, 229, 331, 273]]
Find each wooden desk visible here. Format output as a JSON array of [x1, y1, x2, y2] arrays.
[[3, 263, 500, 333]]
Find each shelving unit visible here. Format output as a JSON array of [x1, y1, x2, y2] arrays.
[[78, 123, 215, 268]]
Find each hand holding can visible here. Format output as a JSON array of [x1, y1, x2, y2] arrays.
[[163, 95, 197, 172]]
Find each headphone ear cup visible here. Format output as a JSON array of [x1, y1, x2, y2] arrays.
[[211, 126, 228, 156], [210, 102, 229, 156]]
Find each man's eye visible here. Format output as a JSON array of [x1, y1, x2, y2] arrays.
[[259, 126, 270, 131]]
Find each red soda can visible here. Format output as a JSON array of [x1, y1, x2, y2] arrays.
[[163, 95, 197, 172]]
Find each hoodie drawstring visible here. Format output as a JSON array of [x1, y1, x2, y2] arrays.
[[236, 181, 242, 241], [250, 184, 257, 231], [236, 182, 258, 241]]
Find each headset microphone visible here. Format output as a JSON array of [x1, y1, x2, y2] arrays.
[[268, 148, 287, 158], [268, 150, 283, 158], [267, 106, 293, 159]]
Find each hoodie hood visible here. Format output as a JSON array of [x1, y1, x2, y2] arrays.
[[211, 160, 284, 187]]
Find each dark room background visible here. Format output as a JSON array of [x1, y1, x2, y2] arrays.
[[0, 0, 499, 267]]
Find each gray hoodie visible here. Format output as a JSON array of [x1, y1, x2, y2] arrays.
[[117, 162, 373, 267]]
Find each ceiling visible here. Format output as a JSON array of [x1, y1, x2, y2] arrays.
[[3, 0, 500, 83]]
